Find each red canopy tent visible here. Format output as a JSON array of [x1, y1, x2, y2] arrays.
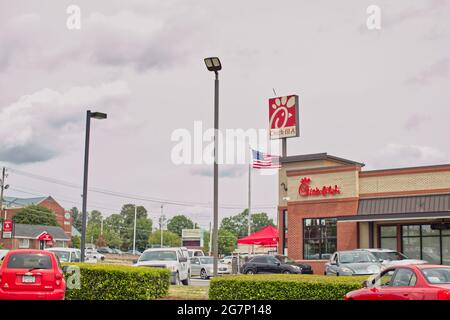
[[237, 225, 279, 247]]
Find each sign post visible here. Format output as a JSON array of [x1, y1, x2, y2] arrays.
[[269, 94, 299, 157], [2, 219, 13, 239]]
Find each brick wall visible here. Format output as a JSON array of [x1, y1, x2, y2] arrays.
[[4, 197, 71, 238], [360, 168, 450, 195], [285, 198, 359, 274]]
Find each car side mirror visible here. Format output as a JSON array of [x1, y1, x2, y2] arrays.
[[179, 257, 187, 263], [362, 280, 369, 288], [276, 261, 281, 266]]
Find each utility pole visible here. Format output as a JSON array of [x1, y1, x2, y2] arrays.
[[133, 204, 137, 254], [0, 167, 9, 220], [209, 222, 212, 255], [160, 204, 164, 247]]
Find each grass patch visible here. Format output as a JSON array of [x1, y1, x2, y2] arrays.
[[160, 285, 209, 300]]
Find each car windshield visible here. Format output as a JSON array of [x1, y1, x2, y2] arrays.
[[371, 251, 407, 261], [51, 251, 71, 262], [199, 257, 214, 264], [340, 252, 377, 264], [422, 268, 450, 284], [7, 253, 52, 269], [139, 250, 177, 262]]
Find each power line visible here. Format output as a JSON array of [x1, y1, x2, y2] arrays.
[[8, 167, 277, 210]]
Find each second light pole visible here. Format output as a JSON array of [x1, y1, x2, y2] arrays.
[[204, 57, 221, 277], [80, 110, 107, 262]]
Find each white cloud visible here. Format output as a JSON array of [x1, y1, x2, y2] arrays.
[[373, 143, 448, 169], [0, 81, 130, 164]]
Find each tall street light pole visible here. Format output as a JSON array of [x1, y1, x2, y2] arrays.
[[160, 204, 164, 247], [133, 204, 137, 255], [80, 110, 107, 262], [204, 57, 221, 277]]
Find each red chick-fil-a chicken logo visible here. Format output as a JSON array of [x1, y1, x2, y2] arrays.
[[298, 177, 341, 197]]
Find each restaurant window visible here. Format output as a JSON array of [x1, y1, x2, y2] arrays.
[[19, 239, 30, 249], [380, 226, 397, 250], [400, 224, 447, 265], [402, 225, 422, 261], [282, 209, 288, 254], [303, 218, 336, 260], [442, 229, 450, 265]]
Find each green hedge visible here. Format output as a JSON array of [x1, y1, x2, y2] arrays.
[[63, 263, 170, 300], [209, 274, 366, 300]]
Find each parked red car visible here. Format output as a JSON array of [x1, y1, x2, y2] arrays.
[[345, 264, 450, 300], [0, 249, 65, 300]]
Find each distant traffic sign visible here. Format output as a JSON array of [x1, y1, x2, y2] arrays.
[[2, 219, 13, 239]]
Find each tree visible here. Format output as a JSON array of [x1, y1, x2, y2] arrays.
[[71, 207, 82, 231], [104, 229, 122, 248], [220, 209, 275, 239], [167, 215, 194, 237], [89, 210, 102, 226], [104, 214, 124, 234], [120, 204, 148, 225], [218, 228, 237, 255], [148, 230, 181, 247], [12, 205, 58, 226], [250, 213, 275, 233], [71, 236, 80, 248], [202, 231, 210, 254], [96, 234, 107, 247]]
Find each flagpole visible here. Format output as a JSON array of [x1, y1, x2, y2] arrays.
[[248, 148, 252, 256], [248, 162, 251, 237]]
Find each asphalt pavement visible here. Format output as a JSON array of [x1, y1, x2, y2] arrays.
[[190, 278, 210, 286]]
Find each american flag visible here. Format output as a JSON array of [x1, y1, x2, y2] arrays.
[[252, 149, 281, 169]]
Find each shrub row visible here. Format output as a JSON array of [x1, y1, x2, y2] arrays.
[[209, 274, 366, 300], [63, 263, 170, 300]]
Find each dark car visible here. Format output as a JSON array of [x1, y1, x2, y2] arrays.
[[97, 247, 114, 254], [242, 254, 313, 274], [274, 255, 313, 274]]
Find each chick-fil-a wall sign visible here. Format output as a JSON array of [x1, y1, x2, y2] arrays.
[[298, 177, 341, 197]]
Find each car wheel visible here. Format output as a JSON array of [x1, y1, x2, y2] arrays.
[[182, 273, 191, 286], [175, 272, 181, 285], [246, 269, 255, 275], [283, 270, 291, 274], [200, 269, 209, 280]]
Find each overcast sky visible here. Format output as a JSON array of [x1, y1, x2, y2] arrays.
[[1, 0, 449, 229]]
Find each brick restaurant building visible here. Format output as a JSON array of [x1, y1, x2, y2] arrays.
[[277, 153, 450, 274], [0, 196, 72, 249]]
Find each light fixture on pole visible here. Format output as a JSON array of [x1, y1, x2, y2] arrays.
[[80, 110, 107, 263], [204, 56, 221, 277]]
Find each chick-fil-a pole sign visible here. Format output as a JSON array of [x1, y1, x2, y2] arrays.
[[298, 177, 341, 197], [269, 95, 299, 140]]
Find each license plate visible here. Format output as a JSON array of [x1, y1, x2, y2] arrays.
[[22, 275, 36, 283]]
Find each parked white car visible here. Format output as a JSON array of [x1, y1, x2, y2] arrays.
[[85, 249, 105, 262], [45, 247, 81, 262], [220, 255, 233, 264], [358, 248, 428, 266], [134, 247, 190, 285], [191, 256, 231, 279], [187, 249, 205, 258], [0, 249, 9, 262]]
